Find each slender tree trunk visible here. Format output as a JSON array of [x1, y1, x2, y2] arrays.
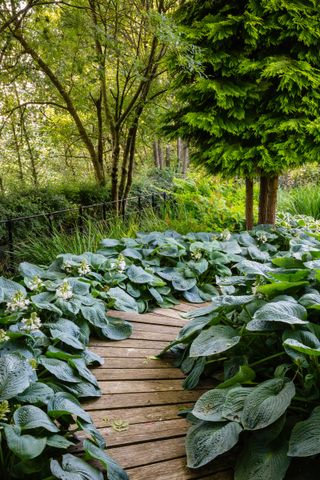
[[245, 178, 254, 230], [157, 139, 164, 169], [182, 141, 189, 176], [111, 134, 120, 212], [20, 114, 38, 187], [258, 175, 269, 224], [165, 144, 171, 168], [11, 118, 24, 183], [0, 177, 4, 194], [177, 137, 182, 172], [265, 176, 279, 225], [153, 140, 159, 168]]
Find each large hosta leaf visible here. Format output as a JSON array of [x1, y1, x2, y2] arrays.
[[0, 354, 32, 400], [4, 425, 46, 460], [193, 387, 252, 422], [47, 392, 92, 423], [190, 325, 240, 357], [107, 287, 138, 312], [100, 317, 132, 340], [172, 273, 197, 292], [186, 421, 242, 468], [235, 434, 290, 480], [38, 356, 81, 383], [49, 319, 84, 350], [126, 265, 156, 284], [16, 382, 54, 405], [14, 405, 59, 432], [50, 453, 103, 480], [241, 378, 295, 430], [83, 440, 129, 480], [283, 330, 320, 357], [247, 300, 308, 331], [288, 406, 320, 457]]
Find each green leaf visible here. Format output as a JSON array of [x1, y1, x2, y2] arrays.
[[241, 378, 295, 430], [257, 281, 309, 297], [126, 265, 155, 284], [14, 405, 59, 432], [46, 434, 75, 449], [50, 453, 104, 480], [190, 325, 240, 357], [172, 272, 197, 291], [81, 301, 108, 328], [218, 365, 256, 389], [47, 392, 92, 423], [0, 354, 32, 401], [247, 300, 308, 331], [38, 356, 81, 383], [100, 317, 132, 340], [107, 287, 139, 312], [288, 406, 320, 457], [4, 425, 46, 460], [16, 382, 54, 405], [83, 440, 129, 480], [186, 421, 242, 468], [49, 319, 84, 350]]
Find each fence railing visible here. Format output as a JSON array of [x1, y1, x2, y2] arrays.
[[0, 191, 170, 272]]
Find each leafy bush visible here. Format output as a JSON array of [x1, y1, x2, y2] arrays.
[[278, 184, 320, 220], [162, 227, 320, 479]]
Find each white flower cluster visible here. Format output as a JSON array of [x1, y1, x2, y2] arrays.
[[62, 261, 73, 274], [78, 259, 91, 276], [6, 291, 30, 312], [56, 280, 73, 300], [21, 312, 42, 333], [256, 232, 268, 244], [111, 255, 126, 273], [29, 276, 44, 291], [191, 250, 202, 261], [0, 329, 9, 343], [219, 229, 231, 241]]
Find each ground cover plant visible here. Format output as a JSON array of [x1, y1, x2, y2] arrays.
[[162, 226, 320, 479], [0, 219, 319, 478]]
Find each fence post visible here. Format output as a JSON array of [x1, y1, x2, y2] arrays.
[[78, 206, 84, 232], [6, 218, 14, 272]]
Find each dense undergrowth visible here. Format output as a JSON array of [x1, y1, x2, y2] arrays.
[[1, 213, 320, 478]]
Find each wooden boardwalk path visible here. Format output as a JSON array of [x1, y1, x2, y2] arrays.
[[85, 303, 233, 480]]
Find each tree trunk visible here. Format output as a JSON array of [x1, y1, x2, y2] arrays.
[[153, 140, 159, 168], [111, 135, 120, 212], [182, 141, 189, 176], [165, 144, 171, 168], [157, 139, 164, 169], [177, 137, 183, 172], [245, 178, 254, 230], [265, 176, 279, 225], [11, 118, 24, 183], [258, 175, 269, 225]]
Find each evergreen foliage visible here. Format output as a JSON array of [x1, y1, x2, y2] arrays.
[[164, 0, 320, 223]]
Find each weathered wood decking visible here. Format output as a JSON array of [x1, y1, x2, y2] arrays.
[[86, 303, 233, 480]]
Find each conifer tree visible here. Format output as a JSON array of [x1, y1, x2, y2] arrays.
[[165, 0, 320, 226]]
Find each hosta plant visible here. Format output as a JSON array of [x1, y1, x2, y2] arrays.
[[162, 229, 320, 479]]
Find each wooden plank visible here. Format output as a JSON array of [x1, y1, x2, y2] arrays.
[[90, 330, 174, 343], [99, 379, 187, 394], [90, 339, 168, 350], [172, 303, 198, 313], [96, 357, 174, 369], [132, 322, 181, 334], [126, 457, 233, 480], [90, 403, 193, 428], [107, 437, 186, 468], [90, 346, 162, 358], [84, 390, 205, 410], [109, 310, 186, 327], [94, 368, 185, 381], [152, 308, 184, 319], [95, 418, 187, 447]]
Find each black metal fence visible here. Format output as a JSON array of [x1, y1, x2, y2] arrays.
[[0, 191, 170, 272]]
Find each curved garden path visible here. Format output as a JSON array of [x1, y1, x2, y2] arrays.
[[84, 303, 233, 480]]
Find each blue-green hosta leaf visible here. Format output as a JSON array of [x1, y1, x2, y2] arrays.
[[236, 260, 272, 277], [107, 287, 139, 312], [19, 262, 45, 278], [4, 425, 46, 460], [183, 357, 206, 390], [183, 286, 205, 304], [241, 378, 295, 430], [31, 292, 62, 315], [126, 265, 155, 284], [83, 440, 129, 480], [218, 365, 256, 389], [148, 287, 164, 304], [247, 300, 308, 331], [288, 406, 320, 457], [171, 273, 197, 292], [187, 258, 209, 275], [83, 349, 104, 367], [81, 301, 107, 328], [46, 434, 75, 449], [235, 434, 290, 480], [299, 291, 320, 309], [190, 325, 240, 358], [0, 278, 26, 300], [68, 358, 98, 386], [47, 392, 91, 423], [100, 317, 132, 340], [283, 329, 320, 357], [49, 319, 84, 350], [193, 387, 253, 423], [186, 421, 242, 468], [121, 247, 142, 260], [50, 453, 104, 480], [13, 405, 59, 432], [16, 382, 54, 405], [248, 246, 270, 262], [304, 259, 320, 269], [38, 356, 81, 383], [0, 354, 32, 400], [100, 238, 122, 248], [64, 380, 101, 398]]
